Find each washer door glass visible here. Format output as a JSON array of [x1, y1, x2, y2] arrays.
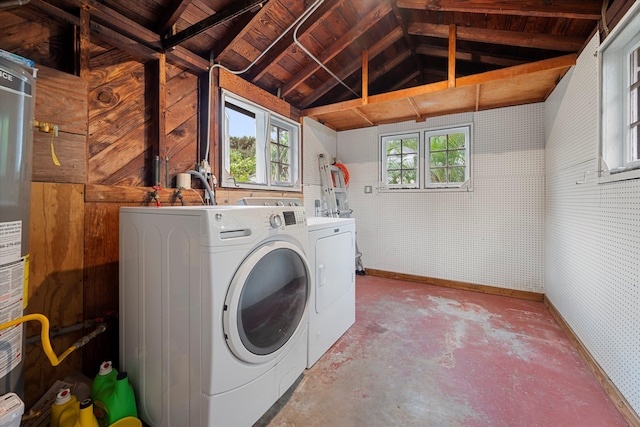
[[224, 241, 309, 363]]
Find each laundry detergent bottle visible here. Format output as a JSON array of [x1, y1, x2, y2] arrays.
[[58, 399, 99, 427], [50, 388, 78, 427], [92, 361, 118, 400], [93, 372, 138, 427]]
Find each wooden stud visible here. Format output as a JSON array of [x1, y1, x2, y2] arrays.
[[362, 50, 369, 105], [448, 24, 456, 88]]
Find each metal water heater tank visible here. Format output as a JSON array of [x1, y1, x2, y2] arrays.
[[0, 54, 36, 397]]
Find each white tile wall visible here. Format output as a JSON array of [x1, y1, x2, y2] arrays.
[[335, 105, 545, 293], [545, 34, 640, 413]]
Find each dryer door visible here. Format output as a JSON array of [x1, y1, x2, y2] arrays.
[[223, 241, 309, 364]]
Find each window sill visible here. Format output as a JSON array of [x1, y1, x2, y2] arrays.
[[221, 182, 302, 192], [598, 167, 640, 184], [379, 186, 474, 193]]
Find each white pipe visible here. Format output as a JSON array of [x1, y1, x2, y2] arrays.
[[293, 1, 359, 98], [0, 0, 30, 9], [204, 0, 325, 163]]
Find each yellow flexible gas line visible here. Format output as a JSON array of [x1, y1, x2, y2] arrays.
[[0, 314, 106, 367]]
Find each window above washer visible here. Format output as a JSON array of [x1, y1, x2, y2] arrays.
[[221, 90, 301, 191]]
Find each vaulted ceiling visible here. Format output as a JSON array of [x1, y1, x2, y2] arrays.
[[5, 0, 610, 129]]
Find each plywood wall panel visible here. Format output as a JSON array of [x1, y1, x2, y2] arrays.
[[25, 182, 84, 407], [82, 202, 122, 374], [32, 66, 88, 184], [32, 132, 87, 184]]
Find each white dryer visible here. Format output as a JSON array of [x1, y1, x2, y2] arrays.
[[119, 205, 310, 427], [306, 216, 356, 368]]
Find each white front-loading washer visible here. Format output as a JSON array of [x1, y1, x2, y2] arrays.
[[119, 205, 310, 427], [306, 216, 356, 368]]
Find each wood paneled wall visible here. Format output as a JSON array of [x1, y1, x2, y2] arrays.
[[2, 5, 301, 410]]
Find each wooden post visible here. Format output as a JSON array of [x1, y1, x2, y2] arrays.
[[158, 53, 167, 186], [77, 5, 90, 79], [362, 49, 369, 105], [448, 24, 456, 88]]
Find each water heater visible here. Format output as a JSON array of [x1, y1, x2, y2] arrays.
[[0, 53, 36, 397]]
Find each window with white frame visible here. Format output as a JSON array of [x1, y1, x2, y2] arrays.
[[425, 126, 470, 187], [600, 1, 640, 181], [381, 133, 419, 188], [222, 90, 300, 190], [380, 125, 472, 191]]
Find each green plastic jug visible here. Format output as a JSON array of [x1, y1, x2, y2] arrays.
[[50, 388, 77, 427], [58, 399, 99, 427], [93, 372, 138, 427], [91, 361, 118, 399]]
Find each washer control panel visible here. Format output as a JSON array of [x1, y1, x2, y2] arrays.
[[266, 207, 306, 229]]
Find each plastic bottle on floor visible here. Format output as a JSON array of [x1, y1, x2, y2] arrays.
[[50, 389, 78, 427], [91, 361, 118, 400], [58, 398, 99, 427], [93, 372, 138, 427]]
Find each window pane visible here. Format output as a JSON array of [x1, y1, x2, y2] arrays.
[[386, 139, 401, 154], [430, 152, 446, 167], [403, 169, 417, 184], [430, 168, 446, 183], [226, 102, 258, 183], [448, 133, 465, 149], [387, 155, 401, 169], [402, 153, 417, 168], [402, 137, 418, 153], [448, 149, 466, 166], [430, 135, 447, 151], [449, 167, 466, 182], [270, 144, 278, 162], [426, 127, 469, 186], [632, 124, 639, 161], [631, 87, 639, 124], [280, 129, 289, 146], [632, 48, 640, 85], [279, 146, 289, 163], [386, 170, 400, 185]]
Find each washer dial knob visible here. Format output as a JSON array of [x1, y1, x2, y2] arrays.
[[269, 214, 283, 228]]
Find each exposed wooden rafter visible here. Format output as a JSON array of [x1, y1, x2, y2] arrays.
[[415, 45, 524, 67], [162, 0, 267, 49], [303, 54, 576, 131], [396, 0, 602, 20], [280, 1, 393, 98], [157, 0, 194, 35], [246, 0, 346, 83], [408, 22, 585, 51], [299, 27, 404, 108]]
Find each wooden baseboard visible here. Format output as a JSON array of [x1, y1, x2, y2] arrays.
[[544, 297, 640, 427], [365, 268, 544, 302]]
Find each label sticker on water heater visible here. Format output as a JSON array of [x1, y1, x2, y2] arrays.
[[0, 221, 21, 265], [0, 259, 24, 311]]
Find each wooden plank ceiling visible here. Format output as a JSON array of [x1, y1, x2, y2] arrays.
[[11, 0, 606, 130]]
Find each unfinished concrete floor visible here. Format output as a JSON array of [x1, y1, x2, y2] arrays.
[[260, 275, 629, 426]]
